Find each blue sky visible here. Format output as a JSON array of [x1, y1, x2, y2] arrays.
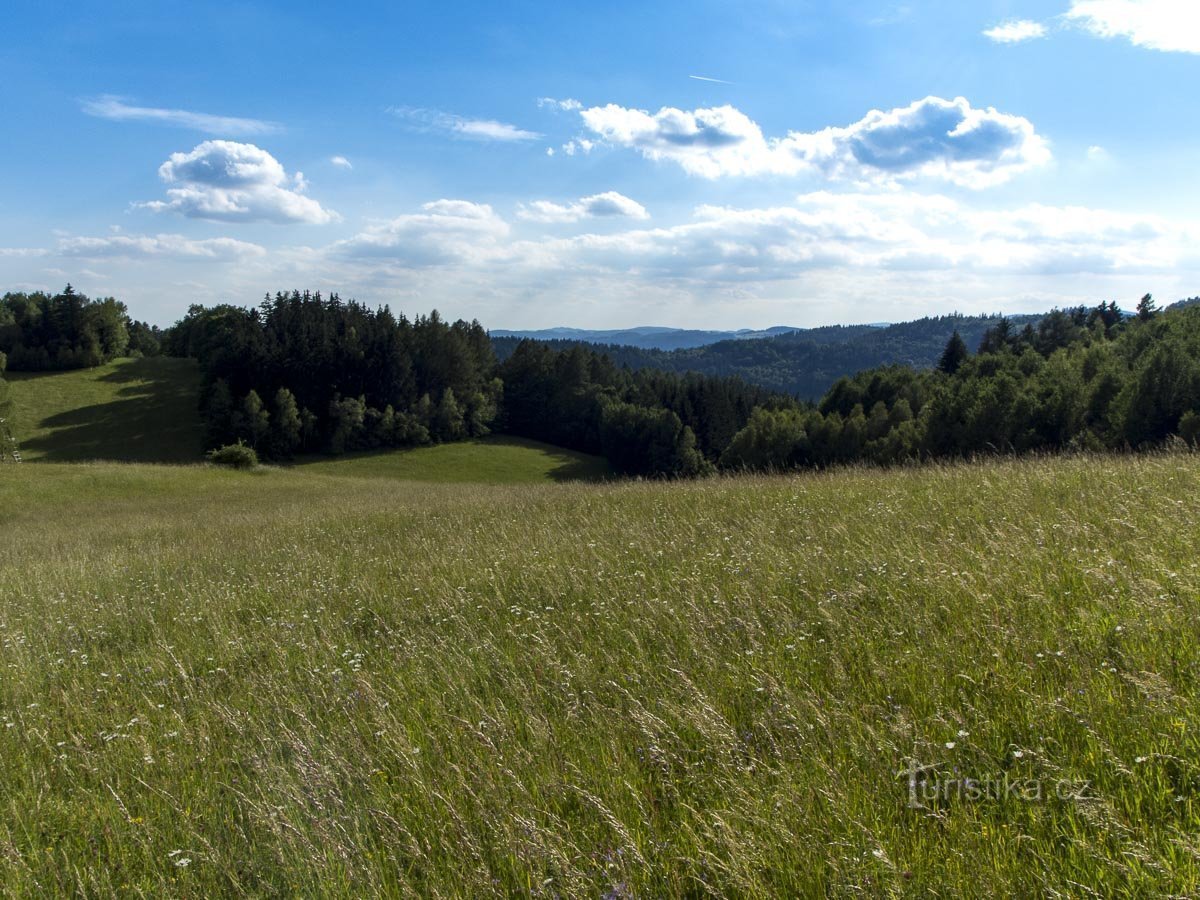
[[2, 0, 1198, 328]]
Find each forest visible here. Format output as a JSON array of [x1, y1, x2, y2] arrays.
[[4, 286, 1200, 477], [492, 313, 1042, 400]]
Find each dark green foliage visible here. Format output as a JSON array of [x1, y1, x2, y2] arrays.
[[718, 301, 1200, 472], [172, 292, 498, 461], [1137, 293, 1158, 322], [598, 400, 710, 478], [494, 314, 1039, 401], [206, 442, 259, 469], [497, 338, 787, 475], [938, 331, 968, 375], [269, 388, 303, 459], [0, 286, 142, 370]]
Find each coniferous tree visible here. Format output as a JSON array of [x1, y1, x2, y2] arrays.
[[1137, 293, 1158, 322], [938, 331, 969, 375]]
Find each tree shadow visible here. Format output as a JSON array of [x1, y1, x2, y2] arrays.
[[19, 359, 204, 463]]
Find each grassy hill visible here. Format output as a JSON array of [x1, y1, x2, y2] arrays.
[[5, 356, 205, 462], [1, 454, 1197, 894], [4, 359, 609, 482]]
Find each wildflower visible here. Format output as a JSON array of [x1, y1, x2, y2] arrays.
[[945, 742, 957, 750]]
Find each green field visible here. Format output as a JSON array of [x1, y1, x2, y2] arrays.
[[296, 437, 611, 484], [5, 357, 205, 463], [2, 454, 1199, 895]]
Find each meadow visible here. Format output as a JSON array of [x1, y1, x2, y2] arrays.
[[2, 452, 1199, 896]]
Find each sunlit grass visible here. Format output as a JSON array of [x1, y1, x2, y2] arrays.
[[1, 454, 1198, 895]]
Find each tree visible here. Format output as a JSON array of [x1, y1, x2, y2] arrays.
[[434, 388, 466, 442], [237, 390, 270, 451], [1137, 293, 1158, 322], [270, 388, 303, 458], [938, 331, 969, 375]]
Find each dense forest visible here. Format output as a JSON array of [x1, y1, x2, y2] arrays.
[[5, 285, 1200, 477], [166, 291, 784, 476], [494, 314, 1040, 400], [0, 286, 163, 371], [718, 297, 1200, 471]]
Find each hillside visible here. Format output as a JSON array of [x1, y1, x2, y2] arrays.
[[5, 356, 205, 462], [495, 314, 1039, 399], [1, 454, 1197, 894]]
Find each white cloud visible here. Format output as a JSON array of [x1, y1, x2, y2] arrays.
[[0, 248, 48, 258], [330, 155, 353, 169], [81, 96, 279, 136], [139, 141, 338, 224], [537, 97, 582, 111], [57, 233, 267, 260], [330, 200, 510, 265], [576, 96, 1050, 187], [561, 139, 596, 156], [1065, 0, 1200, 53], [518, 192, 650, 223], [984, 20, 1049, 43], [390, 107, 541, 141], [326, 191, 1190, 283]]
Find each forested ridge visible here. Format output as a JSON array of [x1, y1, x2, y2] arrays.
[[4, 286, 1200, 476], [493, 313, 1041, 400]]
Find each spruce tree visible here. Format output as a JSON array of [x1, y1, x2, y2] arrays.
[[938, 331, 969, 375]]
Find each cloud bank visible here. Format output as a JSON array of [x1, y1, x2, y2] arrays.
[[575, 96, 1050, 187], [140, 141, 338, 224], [57, 233, 267, 260]]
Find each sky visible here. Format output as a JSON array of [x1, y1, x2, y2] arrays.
[[2, 0, 1199, 329]]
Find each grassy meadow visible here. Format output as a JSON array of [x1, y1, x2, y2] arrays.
[[2, 453, 1199, 896], [5, 357, 204, 463]]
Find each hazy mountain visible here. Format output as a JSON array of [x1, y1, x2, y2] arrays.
[[489, 325, 814, 351]]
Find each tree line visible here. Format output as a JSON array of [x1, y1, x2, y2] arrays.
[[718, 296, 1200, 471], [0, 286, 163, 371], [6, 285, 1200, 477]]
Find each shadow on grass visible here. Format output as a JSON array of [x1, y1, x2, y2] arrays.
[[293, 436, 613, 484], [18, 358, 204, 463]]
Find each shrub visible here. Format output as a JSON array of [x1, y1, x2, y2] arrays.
[[207, 441, 259, 470]]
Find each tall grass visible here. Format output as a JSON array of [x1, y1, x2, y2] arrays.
[[1, 454, 1198, 895]]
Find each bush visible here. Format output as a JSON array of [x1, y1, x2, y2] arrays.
[[207, 442, 259, 470]]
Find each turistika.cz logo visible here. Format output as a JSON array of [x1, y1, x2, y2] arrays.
[[898, 759, 1093, 809]]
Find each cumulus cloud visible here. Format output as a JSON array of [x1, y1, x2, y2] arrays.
[[984, 20, 1049, 43], [1065, 0, 1200, 53], [518, 192, 650, 223], [329, 200, 510, 266], [81, 96, 279, 135], [575, 96, 1050, 187], [139, 141, 338, 224], [0, 248, 48, 258], [390, 107, 541, 141], [330, 155, 353, 169], [57, 233, 267, 260]]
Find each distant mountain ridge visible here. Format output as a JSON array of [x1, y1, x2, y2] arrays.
[[489, 324, 820, 351]]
